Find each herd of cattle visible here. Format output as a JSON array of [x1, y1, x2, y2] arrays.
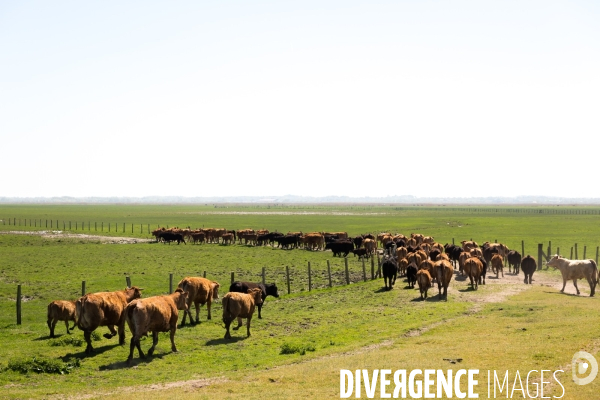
[[45, 231, 599, 366]]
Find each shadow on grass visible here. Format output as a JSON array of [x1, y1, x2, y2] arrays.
[[454, 274, 468, 282], [205, 337, 247, 346], [99, 353, 165, 370], [63, 343, 121, 358], [374, 287, 391, 293], [545, 290, 593, 297], [458, 287, 478, 293]]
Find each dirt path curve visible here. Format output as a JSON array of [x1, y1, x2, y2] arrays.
[[0, 230, 154, 244]]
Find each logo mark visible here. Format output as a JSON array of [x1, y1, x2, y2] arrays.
[[572, 351, 598, 385]]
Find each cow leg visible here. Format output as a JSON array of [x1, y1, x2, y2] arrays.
[[147, 332, 159, 356], [64, 320, 71, 334], [170, 328, 178, 352], [207, 299, 212, 320], [194, 301, 200, 324], [224, 319, 232, 339], [84, 331, 94, 354], [573, 279, 580, 295], [233, 317, 243, 330], [561, 279, 567, 292], [246, 315, 252, 337], [104, 325, 117, 340], [49, 319, 57, 338], [257, 304, 262, 319], [179, 308, 188, 327]]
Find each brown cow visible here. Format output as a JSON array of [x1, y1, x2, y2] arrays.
[[434, 260, 453, 300], [398, 257, 409, 276], [222, 288, 263, 339], [76, 286, 143, 354], [464, 257, 483, 290], [469, 248, 483, 258], [221, 233, 234, 245], [396, 246, 408, 261], [411, 233, 424, 245], [419, 259, 435, 286], [363, 238, 377, 255], [417, 270, 432, 300], [124, 289, 188, 365], [458, 251, 471, 275], [422, 236, 435, 245], [47, 300, 76, 338], [491, 254, 504, 278], [178, 277, 220, 326], [461, 240, 479, 252]]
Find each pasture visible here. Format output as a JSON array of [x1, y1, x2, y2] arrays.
[[1, 204, 600, 399]]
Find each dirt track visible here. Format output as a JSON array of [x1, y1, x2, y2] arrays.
[[0, 230, 154, 244]]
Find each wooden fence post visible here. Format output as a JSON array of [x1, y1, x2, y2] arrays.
[[575, 243, 578, 259], [230, 272, 235, 285], [169, 274, 173, 294], [81, 281, 86, 296], [203, 271, 207, 278], [262, 267, 266, 285], [16, 285, 22, 325], [584, 246, 587, 259], [377, 254, 382, 278], [327, 260, 332, 288], [596, 247, 599, 265], [521, 240, 524, 258], [362, 258, 367, 282], [344, 258, 350, 285], [308, 262, 312, 291], [286, 266, 291, 295], [126, 276, 131, 287], [557, 247, 560, 256], [371, 256, 375, 280], [537, 244, 543, 271]]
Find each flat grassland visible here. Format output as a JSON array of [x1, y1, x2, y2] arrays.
[[1, 204, 599, 399]]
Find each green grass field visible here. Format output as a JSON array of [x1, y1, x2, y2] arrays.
[[1, 204, 599, 399]]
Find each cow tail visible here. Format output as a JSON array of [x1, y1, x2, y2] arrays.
[[75, 297, 85, 330], [222, 296, 230, 325], [592, 259, 599, 285]]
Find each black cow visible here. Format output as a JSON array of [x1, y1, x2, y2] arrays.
[[429, 249, 442, 261], [521, 255, 536, 284], [507, 250, 522, 274], [160, 232, 186, 245], [406, 262, 418, 288], [444, 244, 462, 269], [482, 246, 499, 266], [352, 248, 368, 260], [394, 238, 407, 248], [381, 255, 398, 290], [325, 241, 354, 257], [267, 232, 284, 246], [274, 235, 299, 249], [477, 256, 488, 285], [353, 236, 364, 249], [228, 281, 280, 319]]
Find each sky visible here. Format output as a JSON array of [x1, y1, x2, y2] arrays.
[[1, 1, 599, 199]]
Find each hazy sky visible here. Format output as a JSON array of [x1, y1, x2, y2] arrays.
[[1, 1, 599, 198]]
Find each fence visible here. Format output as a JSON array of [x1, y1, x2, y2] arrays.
[[13, 256, 384, 325]]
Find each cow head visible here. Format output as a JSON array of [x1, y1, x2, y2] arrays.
[[247, 288, 264, 306], [211, 281, 220, 300], [547, 255, 561, 268], [173, 288, 189, 311], [266, 283, 279, 298], [125, 286, 143, 301]]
